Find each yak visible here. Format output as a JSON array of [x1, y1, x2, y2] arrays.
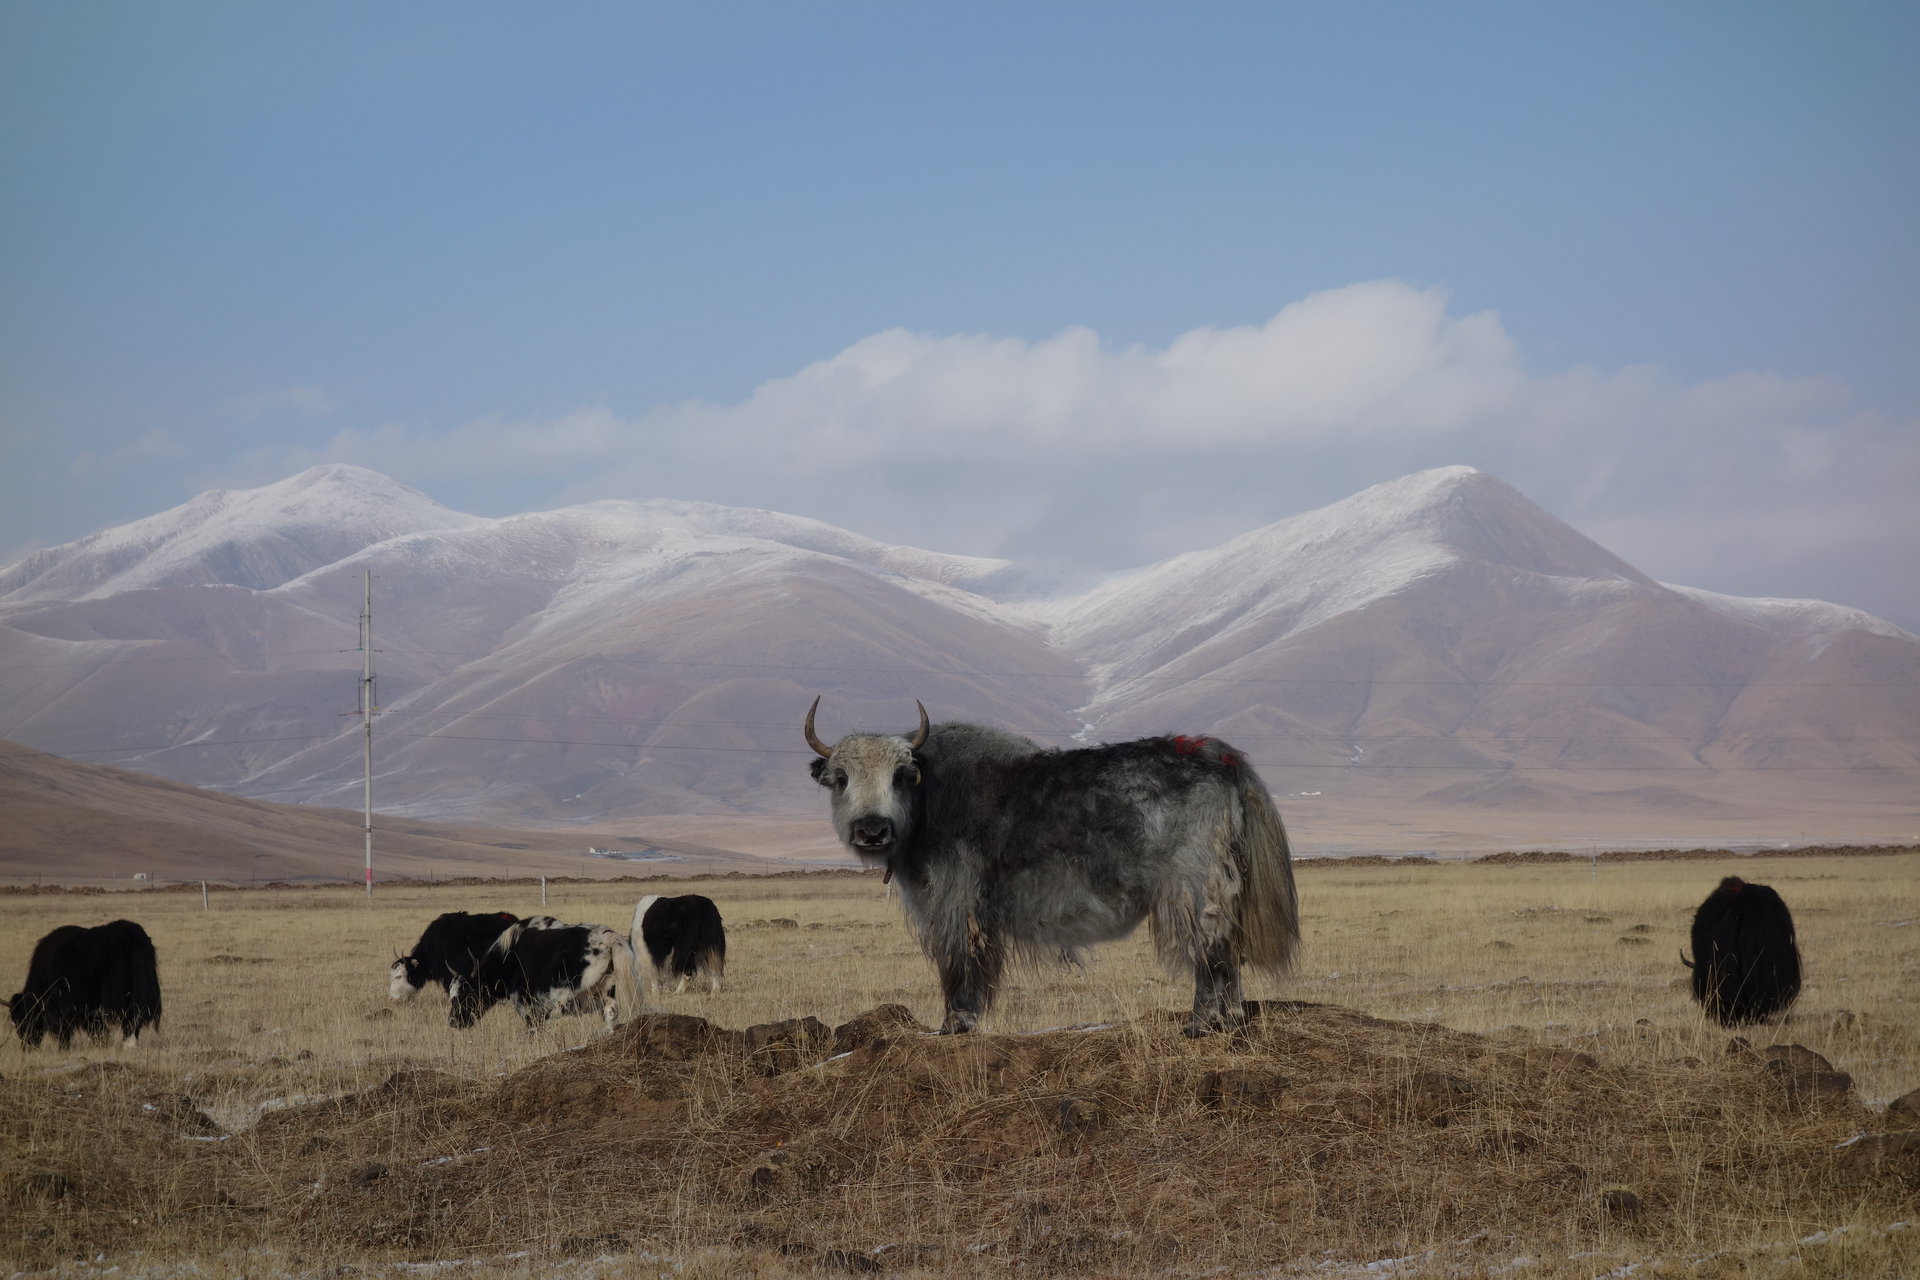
[[628, 894, 727, 999], [804, 697, 1299, 1036], [447, 920, 632, 1031], [7, 920, 162, 1049], [1683, 876, 1802, 1025], [389, 910, 522, 1001]]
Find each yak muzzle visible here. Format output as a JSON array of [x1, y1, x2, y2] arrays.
[[849, 815, 895, 852]]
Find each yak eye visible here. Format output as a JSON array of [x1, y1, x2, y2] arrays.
[[831, 771, 847, 791]]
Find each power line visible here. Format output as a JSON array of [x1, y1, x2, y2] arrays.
[[34, 729, 1913, 773], [0, 647, 1914, 689]]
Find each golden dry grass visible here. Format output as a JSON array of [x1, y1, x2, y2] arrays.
[[2, 852, 1917, 1278]]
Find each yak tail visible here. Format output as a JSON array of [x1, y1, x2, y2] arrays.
[[611, 932, 641, 1026], [1233, 774, 1301, 978]]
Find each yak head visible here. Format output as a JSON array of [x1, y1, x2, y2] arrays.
[[388, 954, 425, 1001], [5, 992, 46, 1048], [446, 972, 491, 1029], [804, 696, 928, 865]]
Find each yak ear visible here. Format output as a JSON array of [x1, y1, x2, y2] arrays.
[[809, 758, 830, 782]]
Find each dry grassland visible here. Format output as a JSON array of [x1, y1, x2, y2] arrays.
[[3, 852, 1917, 1278]]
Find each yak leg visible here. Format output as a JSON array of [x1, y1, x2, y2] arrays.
[[1185, 941, 1246, 1037], [937, 918, 1005, 1035]]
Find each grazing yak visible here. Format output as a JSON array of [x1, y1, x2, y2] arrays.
[[1684, 876, 1802, 1025], [804, 698, 1299, 1035], [7, 920, 162, 1049], [447, 920, 633, 1031], [390, 910, 521, 1001], [629, 894, 727, 999]]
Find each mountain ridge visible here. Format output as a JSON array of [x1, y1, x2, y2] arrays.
[[1, 464, 1912, 839]]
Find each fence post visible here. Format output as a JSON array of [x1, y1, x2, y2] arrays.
[[202, 880, 209, 912]]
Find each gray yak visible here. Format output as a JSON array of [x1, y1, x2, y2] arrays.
[[805, 698, 1300, 1036]]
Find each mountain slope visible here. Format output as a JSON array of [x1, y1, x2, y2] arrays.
[[0, 739, 762, 884], [0, 464, 1912, 840], [0, 465, 480, 604]]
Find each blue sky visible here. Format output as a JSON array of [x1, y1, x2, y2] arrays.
[[4, 2, 1916, 627]]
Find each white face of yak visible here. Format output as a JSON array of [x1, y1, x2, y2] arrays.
[[804, 697, 928, 864], [812, 734, 920, 862], [388, 957, 419, 1002]]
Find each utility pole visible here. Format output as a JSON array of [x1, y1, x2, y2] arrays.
[[358, 569, 377, 897]]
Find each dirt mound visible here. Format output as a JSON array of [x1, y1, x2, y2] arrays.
[[5, 1005, 1917, 1274]]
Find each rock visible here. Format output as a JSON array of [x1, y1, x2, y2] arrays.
[[742, 1016, 833, 1075], [1836, 1131, 1920, 1183], [831, 1004, 931, 1055], [746, 1149, 790, 1198], [1594, 1186, 1644, 1222], [1887, 1087, 1920, 1126], [146, 1093, 222, 1135], [1764, 1060, 1856, 1107], [1056, 1096, 1106, 1134], [868, 1243, 943, 1267], [619, 1013, 737, 1061], [1762, 1044, 1834, 1073]]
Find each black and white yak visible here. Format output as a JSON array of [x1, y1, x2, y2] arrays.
[[389, 910, 523, 1001], [447, 919, 634, 1031], [804, 698, 1300, 1036], [628, 894, 727, 1000], [6, 920, 162, 1049], [1683, 876, 1802, 1026]]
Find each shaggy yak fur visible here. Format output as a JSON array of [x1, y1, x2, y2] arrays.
[[447, 920, 632, 1031], [628, 894, 727, 999], [6, 919, 162, 1049], [389, 910, 522, 1001], [1683, 876, 1802, 1026], [805, 698, 1299, 1035]]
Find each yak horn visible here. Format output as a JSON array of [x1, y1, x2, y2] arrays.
[[803, 696, 833, 757], [909, 700, 929, 750]]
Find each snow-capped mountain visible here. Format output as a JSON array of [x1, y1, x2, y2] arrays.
[[0, 465, 482, 603], [1, 464, 1913, 838]]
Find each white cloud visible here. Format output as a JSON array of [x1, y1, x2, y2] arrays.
[[233, 279, 1920, 626]]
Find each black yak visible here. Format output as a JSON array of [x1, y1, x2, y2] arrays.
[[628, 894, 726, 999], [1684, 876, 1801, 1025], [805, 698, 1299, 1036], [6, 920, 162, 1048], [389, 910, 523, 1001]]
